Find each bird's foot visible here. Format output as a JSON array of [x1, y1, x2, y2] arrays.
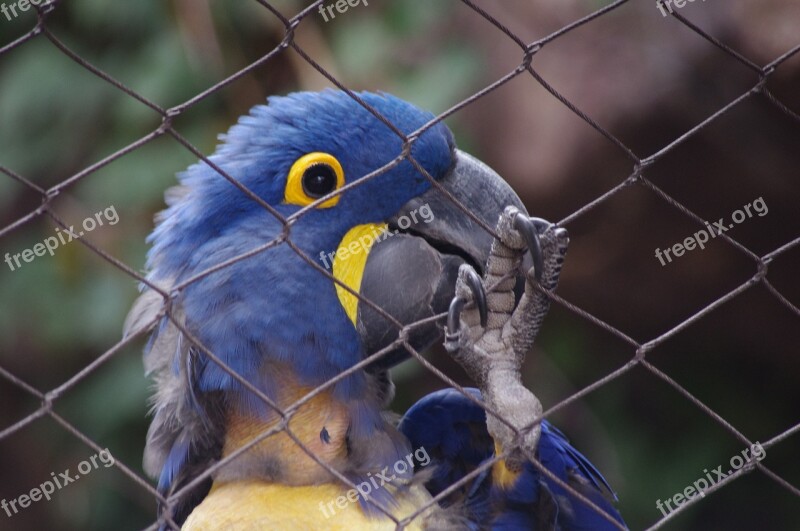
[[444, 206, 568, 470]]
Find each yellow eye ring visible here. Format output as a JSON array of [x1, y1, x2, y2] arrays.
[[284, 152, 345, 208]]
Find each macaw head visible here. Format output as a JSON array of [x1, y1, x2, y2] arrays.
[[142, 89, 525, 401], [128, 90, 527, 517]]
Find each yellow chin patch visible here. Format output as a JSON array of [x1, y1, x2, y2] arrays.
[[332, 223, 388, 326], [492, 441, 522, 490]]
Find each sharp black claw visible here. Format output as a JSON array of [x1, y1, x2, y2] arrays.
[[447, 296, 467, 334], [447, 267, 488, 332], [513, 214, 546, 282], [464, 267, 488, 328]]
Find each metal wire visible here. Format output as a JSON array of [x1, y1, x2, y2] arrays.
[[1, 0, 798, 529]]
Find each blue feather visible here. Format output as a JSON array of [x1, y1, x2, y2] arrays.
[[400, 388, 626, 530]]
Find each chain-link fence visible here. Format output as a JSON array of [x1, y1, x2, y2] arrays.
[[1, 0, 799, 529]]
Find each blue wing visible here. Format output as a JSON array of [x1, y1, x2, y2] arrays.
[[399, 388, 626, 530]]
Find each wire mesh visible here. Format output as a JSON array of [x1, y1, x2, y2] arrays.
[[1, 0, 799, 529]]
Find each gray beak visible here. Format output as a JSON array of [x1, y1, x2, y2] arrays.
[[356, 150, 529, 370]]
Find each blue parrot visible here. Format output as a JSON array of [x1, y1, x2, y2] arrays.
[[125, 89, 626, 530]]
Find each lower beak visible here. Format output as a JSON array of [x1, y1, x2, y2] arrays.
[[357, 150, 529, 369]]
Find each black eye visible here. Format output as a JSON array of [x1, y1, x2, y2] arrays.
[[302, 163, 338, 198]]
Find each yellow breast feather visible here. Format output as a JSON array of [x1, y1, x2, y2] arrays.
[[182, 480, 433, 530]]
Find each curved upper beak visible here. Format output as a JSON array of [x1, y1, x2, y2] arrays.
[[356, 150, 529, 370]]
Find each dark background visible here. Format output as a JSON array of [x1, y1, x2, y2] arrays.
[[1, 1, 798, 529]]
